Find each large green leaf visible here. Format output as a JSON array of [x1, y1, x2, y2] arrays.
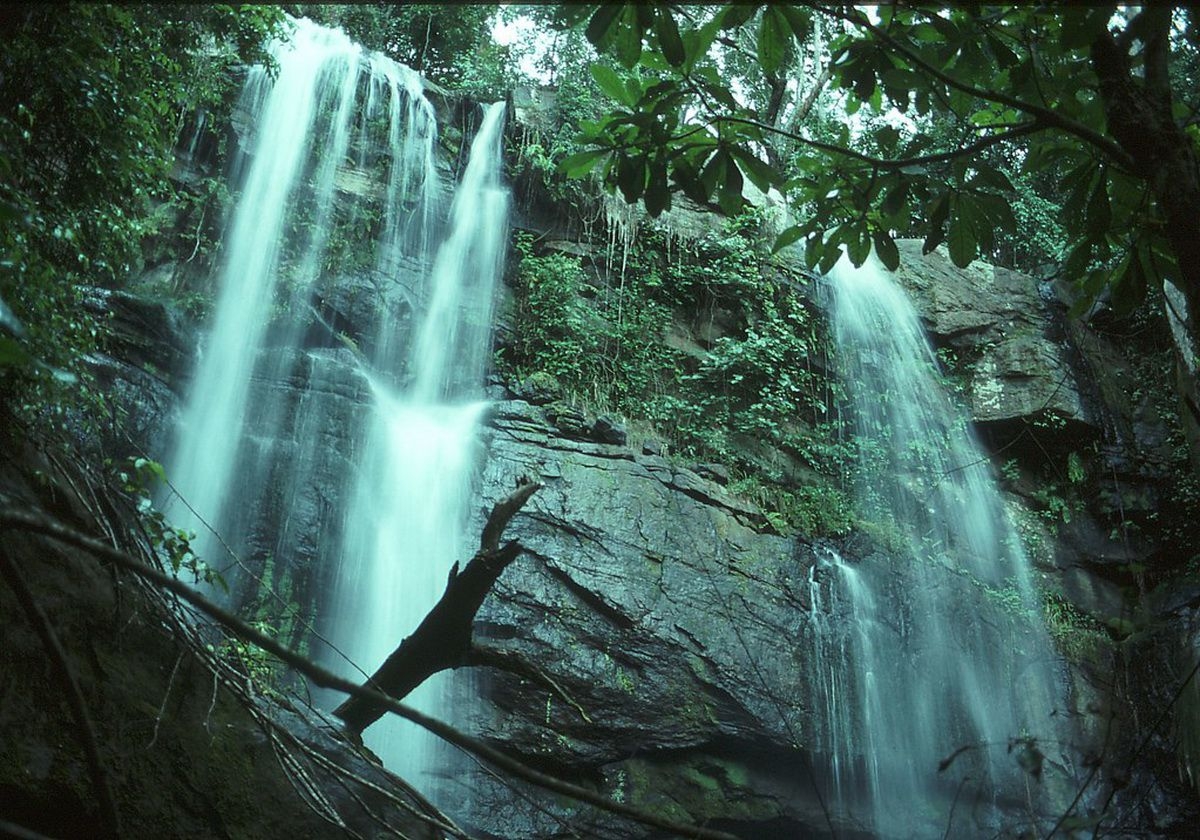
[[873, 230, 900, 271], [559, 149, 609, 178], [757, 7, 789, 76], [718, 4, 759, 31], [590, 64, 632, 106], [613, 5, 643, 68], [1085, 171, 1111, 241], [947, 196, 980, 268], [728, 145, 778, 192], [585, 3, 623, 49], [644, 162, 671, 217], [923, 192, 952, 254], [654, 8, 685, 67], [772, 224, 805, 254], [616, 154, 646, 203]]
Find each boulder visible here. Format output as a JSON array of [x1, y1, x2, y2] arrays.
[[451, 399, 825, 837], [892, 239, 1092, 429]]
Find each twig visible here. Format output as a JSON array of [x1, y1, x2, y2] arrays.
[[204, 670, 219, 736], [805, 3, 1136, 171], [147, 648, 184, 749], [186, 201, 207, 262], [0, 820, 58, 840], [0, 507, 741, 840], [0, 546, 122, 839]]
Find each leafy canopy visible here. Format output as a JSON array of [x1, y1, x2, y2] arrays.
[[554, 4, 1200, 322]]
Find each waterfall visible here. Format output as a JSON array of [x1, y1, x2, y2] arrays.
[[164, 19, 370, 570], [324, 101, 509, 791], [812, 254, 1070, 837], [163, 16, 508, 799]]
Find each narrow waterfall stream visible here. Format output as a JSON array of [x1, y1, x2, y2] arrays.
[[812, 255, 1072, 837], [164, 20, 374, 568], [163, 17, 508, 799]]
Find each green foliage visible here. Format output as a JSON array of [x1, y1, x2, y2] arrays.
[[208, 619, 285, 697], [501, 209, 854, 536], [1042, 591, 1109, 665], [504, 231, 675, 408], [118, 456, 224, 589], [557, 3, 1199, 326], [292, 4, 510, 97], [0, 3, 284, 432]]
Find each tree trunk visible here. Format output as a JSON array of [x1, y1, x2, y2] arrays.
[[1092, 14, 1200, 461]]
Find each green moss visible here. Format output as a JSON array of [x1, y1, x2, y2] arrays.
[[1042, 592, 1111, 665]]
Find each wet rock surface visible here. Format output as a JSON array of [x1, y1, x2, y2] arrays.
[[0, 447, 445, 840], [450, 398, 825, 837], [892, 239, 1092, 430]]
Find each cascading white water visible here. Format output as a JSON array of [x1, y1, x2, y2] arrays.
[[164, 19, 367, 568], [812, 254, 1070, 837], [323, 102, 509, 792], [163, 16, 508, 799]]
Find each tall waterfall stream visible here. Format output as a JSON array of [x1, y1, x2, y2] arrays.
[[164, 18, 507, 798], [813, 255, 1074, 837]]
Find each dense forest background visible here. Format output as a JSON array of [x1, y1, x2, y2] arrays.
[[3, 4, 1200, 839]]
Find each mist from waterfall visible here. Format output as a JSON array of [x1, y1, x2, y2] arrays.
[[811, 254, 1070, 837], [162, 16, 508, 801]]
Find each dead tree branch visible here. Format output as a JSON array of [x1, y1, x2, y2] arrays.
[[465, 644, 593, 724], [333, 477, 542, 733]]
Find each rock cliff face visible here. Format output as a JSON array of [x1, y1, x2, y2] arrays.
[[7, 89, 1200, 839], [465, 398, 825, 836]]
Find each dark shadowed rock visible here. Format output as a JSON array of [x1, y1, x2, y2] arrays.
[[590, 414, 628, 446]]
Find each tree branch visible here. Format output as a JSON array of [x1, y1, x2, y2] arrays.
[[1139, 4, 1174, 110], [333, 478, 543, 733], [466, 644, 594, 724], [713, 114, 1042, 171], [0, 507, 739, 840], [805, 3, 1137, 171]]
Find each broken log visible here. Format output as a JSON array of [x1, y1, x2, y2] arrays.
[[333, 477, 542, 734]]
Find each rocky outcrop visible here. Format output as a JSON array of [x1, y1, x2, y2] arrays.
[[0, 440, 447, 840], [456, 398, 830, 837], [892, 239, 1093, 432]]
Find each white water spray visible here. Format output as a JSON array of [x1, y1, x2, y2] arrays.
[[324, 102, 509, 792], [812, 254, 1071, 837]]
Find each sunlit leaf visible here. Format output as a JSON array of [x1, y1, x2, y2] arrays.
[[590, 64, 631, 106], [559, 149, 609, 178], [758, 6, 788, 75]]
